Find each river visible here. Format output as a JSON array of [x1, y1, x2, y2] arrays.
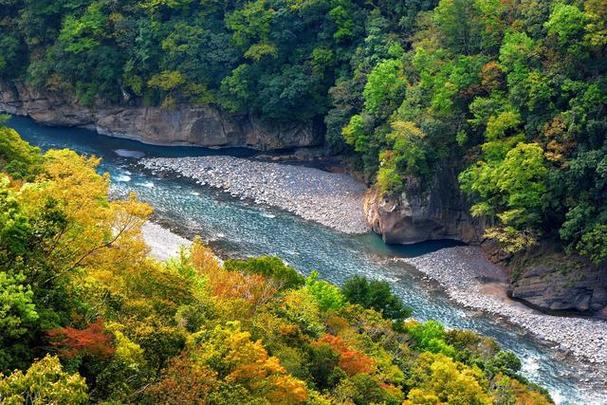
[[7, 115, 606, 404]]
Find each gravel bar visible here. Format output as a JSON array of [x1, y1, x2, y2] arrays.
[[398, 246, 607, 366], [140, 156, 370, 234]]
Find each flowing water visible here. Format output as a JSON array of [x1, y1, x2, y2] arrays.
[[7, 116, 606, 404]]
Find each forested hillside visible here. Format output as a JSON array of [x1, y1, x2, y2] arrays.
[[1, 0, 605, 262], [340, 0, 607, 263], [0, 0, 432, 122], [0, 128, 553, 403]]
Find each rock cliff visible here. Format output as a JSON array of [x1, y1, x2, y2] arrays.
[[363, 167, 607, 315], [508, 250, 607, 313], [363, 167, 486, 244], [0, 81, 322, 150]]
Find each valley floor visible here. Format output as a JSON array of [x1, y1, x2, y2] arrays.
[[137, 155, 607, 402], [143, 218, 607, 387]]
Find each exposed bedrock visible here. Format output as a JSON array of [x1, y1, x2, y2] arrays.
[[508, 251, 607, 314], [0, 81, 323, 150], [363, 167, 607, 314], [363, 166, 486, 245]]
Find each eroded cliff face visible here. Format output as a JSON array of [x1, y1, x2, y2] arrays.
[[508, 250, 607, 313], [0, 81, 322, 150], [363, 167, 486, 245], [363, 167, 607, 315]]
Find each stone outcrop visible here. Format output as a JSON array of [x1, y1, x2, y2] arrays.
[[508, 252, 607, 313], [0, 81, 322, 150], [363, 168, 486, 244], [363, 166, 607, 315]]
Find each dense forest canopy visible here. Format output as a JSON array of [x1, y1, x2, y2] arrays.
[[339, 0, 607, 262], [0, 0, 441, 124], [1, 0, 606, 261], [0, 128, 553, 403]]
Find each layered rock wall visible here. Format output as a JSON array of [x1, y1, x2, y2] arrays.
[[0, 81, 322, 150], [508, 251, 607, 313]]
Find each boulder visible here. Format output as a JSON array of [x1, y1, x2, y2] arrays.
[[0, 81, 323, 150], [508, 253, 607, 313]]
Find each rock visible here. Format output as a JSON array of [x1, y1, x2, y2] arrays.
[[509, 252, 607, 313], [363, 163, 607, 316], [0, 80, 323, 150], [402, 246, 607, 369], [140, 156, 370, 234], [363, 166, 486, 244], [481, 238, 514, 263]]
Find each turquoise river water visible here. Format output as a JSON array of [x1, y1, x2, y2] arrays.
[[7, 116, 606, 404]]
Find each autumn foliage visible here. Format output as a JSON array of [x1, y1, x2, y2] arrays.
[[145, 355, 219, 404], [314, 334, 375, 376], [48, 319, 115, 359], [0, 131, 554, 404]]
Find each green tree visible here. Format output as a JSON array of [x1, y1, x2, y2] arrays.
[[407, 320, 456, 357], [0, 355, 88, 404], [0, 127, 43, 180], [577, 224, 607, 265], [58, 2, 107, 54], [304, 271, 346, 311], [224, 256, 304, 290], [0, 272, 38, 340], [433, 0, 504, 54], [0, 272, 38, 371], [459, 143, 549, 251], [342, 276, 412, 321], [225, 0, 275, 58], [363, 59, 406, 118], [545, 4, 587, 48]]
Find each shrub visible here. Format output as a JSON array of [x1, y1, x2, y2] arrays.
[[342, 276, 412, 321], [224, 256, 305, 289]]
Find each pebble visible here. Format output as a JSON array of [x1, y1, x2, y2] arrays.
[[140, 156, 370, 234], [399, 247, 607, 366], [141, 221, 191, 261]]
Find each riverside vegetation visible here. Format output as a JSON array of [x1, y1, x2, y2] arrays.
[[0, 0, 605, 273], [0, 127, 556, 403]]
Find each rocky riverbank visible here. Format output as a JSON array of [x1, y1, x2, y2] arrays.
[[397, 247, 607, 367], [143, 218, 607, 401], [140, 156, 370, 234], [363, 167, 486, 245]]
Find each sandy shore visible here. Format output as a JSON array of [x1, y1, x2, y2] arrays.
[[398, 247, 607, 366], [142, 221, 191, 261], [140, 156, 370, 234]]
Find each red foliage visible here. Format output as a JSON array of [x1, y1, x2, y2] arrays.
[[339, 348, 375, 376], [47, 319, 115, 359], [314, 334, 374, 376]]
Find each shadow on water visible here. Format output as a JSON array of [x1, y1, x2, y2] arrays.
[[357, 234, 466, 258], [7, 115, 257, 160], [7, 115, 606, 404]]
